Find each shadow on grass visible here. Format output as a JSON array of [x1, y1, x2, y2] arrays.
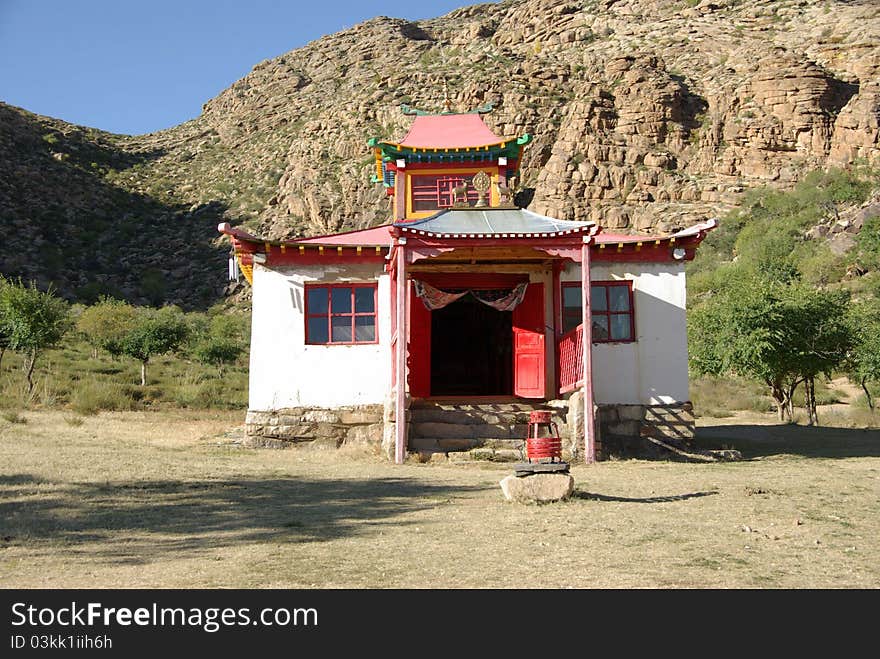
[[573, 490, 718, 503], [0, 474, 482, 564], [697, 423, 880, 459]]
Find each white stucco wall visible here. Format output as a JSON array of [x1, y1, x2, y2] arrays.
[[561, 262, 690, 405], [249, 262, 391, 410]]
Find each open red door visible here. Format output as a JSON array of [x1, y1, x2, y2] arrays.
[[408, 281, 431, 398], [512, 283, 545, 398]]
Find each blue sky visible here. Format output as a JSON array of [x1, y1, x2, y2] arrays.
[[0, 0, 484, 135]]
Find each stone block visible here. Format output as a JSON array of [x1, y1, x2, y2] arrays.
[[469, 448, 497, 461], [500, 473, 575, 503], [471, 423, 516, 439], [436, 438, 479, 450], [338, 407, 383, 425], [381, 422, 396, 461], [302, 410, 340, 424], [344, 423, 383, 446], [411, 422, 474, 439]]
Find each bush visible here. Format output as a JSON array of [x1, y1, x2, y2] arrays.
[[69, 380, 140, 415]]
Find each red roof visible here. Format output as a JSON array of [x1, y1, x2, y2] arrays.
[[398, 114, 506, 149], [594, 219, 718, 244], [293, 224, 392, 246]]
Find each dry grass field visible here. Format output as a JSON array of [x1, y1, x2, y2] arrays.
[[1, 409, 878, 589]]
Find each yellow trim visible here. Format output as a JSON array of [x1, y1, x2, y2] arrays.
[[404, 166, 500, 219], [236, 254, 253, 285], [299, 245, 305, 254], [337, 246, 343, 254], [319, 246, 324, 255]]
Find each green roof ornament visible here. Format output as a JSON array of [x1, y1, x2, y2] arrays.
[[470, 101, 495, 114], [401, 104, 431, 116]]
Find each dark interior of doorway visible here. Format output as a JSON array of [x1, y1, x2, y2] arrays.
[[430, 294, 513, 396]]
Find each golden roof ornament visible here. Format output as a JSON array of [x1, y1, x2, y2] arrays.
[[472, 170, 491, 207], [442, 79, 453, 113]]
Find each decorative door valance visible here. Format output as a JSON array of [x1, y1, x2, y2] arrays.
[[413, 279, 529, 312]]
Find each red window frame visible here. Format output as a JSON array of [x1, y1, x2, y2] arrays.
[[561, 280, 636, 343], [305, 283, 379, 345]]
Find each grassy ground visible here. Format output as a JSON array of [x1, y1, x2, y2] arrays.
[[0, 338, 248, 414], [1, 409, 877, 588]]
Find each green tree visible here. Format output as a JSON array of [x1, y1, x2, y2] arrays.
[[0, 279, 72, 392], [690, 279, 852, 424], [847, 299, 880, 411], [192, 337, 243, 376], [120, 307, 188, 386], [76, 297, 138, 358], [189, 312, 247, 377], [781, 286, 852, 425]]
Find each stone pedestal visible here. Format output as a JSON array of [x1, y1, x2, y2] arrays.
[[499, 473, 575, 503]]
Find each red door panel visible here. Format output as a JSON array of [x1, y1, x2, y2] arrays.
[[512, 283, 545, 399], [408, 282, 431, 398]]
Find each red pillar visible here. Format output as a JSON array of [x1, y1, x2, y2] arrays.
[[394, 238, 408, 464], [581, 239, 596, 463]]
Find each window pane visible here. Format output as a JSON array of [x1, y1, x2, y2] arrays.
[[610, 314, 632, 341], [591, 286, 608, 311], [355, 316, 376, 342], [331, 287, 351, 313], [592, 316, 609, 341], [609, 285, 630, 312], [355, 287, 375, 313], [562, 310, 581, 334], [331, 316, 352, 342], [307, 317, 328, 344], [307, 287, 328, 315], [562, 286, 581, 310]]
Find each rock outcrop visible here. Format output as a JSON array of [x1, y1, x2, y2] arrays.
[[1, 0, 878, 305]]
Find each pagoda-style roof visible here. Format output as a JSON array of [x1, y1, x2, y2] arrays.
[[393, 208, 596, 239], [398, 113, 506, 149], [368, 109, 531, 170]]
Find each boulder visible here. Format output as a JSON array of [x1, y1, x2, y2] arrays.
[[499, 473, 575, 503]]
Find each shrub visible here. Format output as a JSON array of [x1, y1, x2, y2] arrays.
[[69, 380, 139, 415]]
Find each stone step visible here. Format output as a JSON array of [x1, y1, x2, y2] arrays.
[[409, 436, 526, 452], [409, 447, 524, 464], [410, 420, 547, 439]]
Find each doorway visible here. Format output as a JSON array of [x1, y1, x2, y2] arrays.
[[430, 294, 513, 396]]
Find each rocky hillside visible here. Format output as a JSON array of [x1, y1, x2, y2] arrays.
[[1, 0, 878, 307]]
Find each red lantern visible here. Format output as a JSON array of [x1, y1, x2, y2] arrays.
[[525, 410, 562, 462]]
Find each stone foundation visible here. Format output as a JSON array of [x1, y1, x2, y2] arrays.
[[565, 394, 695, 460], [245, 405, 384, 450], [244, 398, 694, 461]]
